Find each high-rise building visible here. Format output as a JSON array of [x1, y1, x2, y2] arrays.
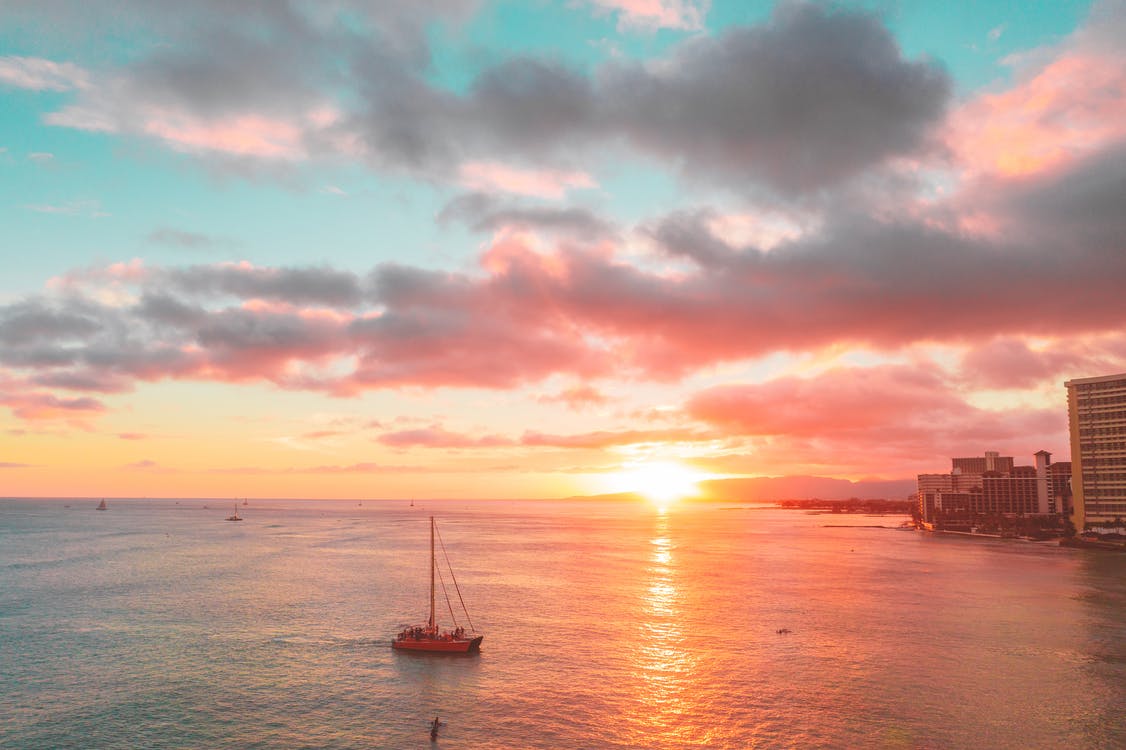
[[1066, 372, 1126, 530], [916, 450, 1070, 528], [952, 451, 1014, 475]]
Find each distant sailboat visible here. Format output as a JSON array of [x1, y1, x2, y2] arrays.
[[96, 499, 107, 511], [225, 503, 242, 522], [392, 516, 483, 653], [243, 498, 248, 506]]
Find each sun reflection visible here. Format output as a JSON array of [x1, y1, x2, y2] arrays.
[[626, 513, 702, 744]]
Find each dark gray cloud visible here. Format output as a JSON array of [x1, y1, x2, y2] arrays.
[[136, 292, 208, 328], [466, 57, 599, 154], [600, 2, 950, 193], [160, 265, 364, 307], [438, 192, 618, 241], [126, 13, 323, 118], [0, 299, 103, 346], [1002, 141, 1126, 251], [195, 307, 343, 362], [644, 209, 742, 266], [348, 45, 461, 170]]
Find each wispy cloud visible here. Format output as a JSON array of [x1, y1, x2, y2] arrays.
[[23, 200, 109, 218], [147, 227, 236, 251], [0, 56, 90, 91], [458, 161, 596, 199], [124, 459, 160, 470], [378, 427, 514, 448]]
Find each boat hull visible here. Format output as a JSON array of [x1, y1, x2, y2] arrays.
[[391, 635, 483, 653]]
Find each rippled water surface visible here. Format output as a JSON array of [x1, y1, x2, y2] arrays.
[[2, 499, 1125, 749]]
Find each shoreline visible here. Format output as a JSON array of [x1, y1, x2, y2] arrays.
[[920, 526, 1126, 551]]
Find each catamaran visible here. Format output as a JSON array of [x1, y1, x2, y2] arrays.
[[225, 503, 242, 521], [392, 516, 483, 653], [96, 499, 107, 511]]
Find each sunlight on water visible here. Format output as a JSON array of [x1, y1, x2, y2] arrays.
[[627, 513, 708, 746]]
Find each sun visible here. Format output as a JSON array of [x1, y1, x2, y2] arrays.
[[616, 461, 704, 507]]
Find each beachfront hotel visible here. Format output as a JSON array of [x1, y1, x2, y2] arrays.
[[916, 451, 1071, 529], [1066, 372, 1126, 530]]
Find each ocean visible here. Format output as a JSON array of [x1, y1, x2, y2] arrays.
[[2, 499, 1124, 749]]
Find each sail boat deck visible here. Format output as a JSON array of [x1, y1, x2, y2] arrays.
[[392, 628, 483, 653]]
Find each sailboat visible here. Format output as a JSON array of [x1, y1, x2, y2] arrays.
[[225, 503, 242, 522], [96, 499, 107, 511], [392, 516, 483, 653]]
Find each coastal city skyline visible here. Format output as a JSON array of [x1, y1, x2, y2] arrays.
[[3, 0, 1126, 500]]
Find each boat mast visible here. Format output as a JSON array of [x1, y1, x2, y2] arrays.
[[428, 516, 436, 632]]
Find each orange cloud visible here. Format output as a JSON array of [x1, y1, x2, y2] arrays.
[[521, 427, 706, 449], [538, 384, 610, 410]]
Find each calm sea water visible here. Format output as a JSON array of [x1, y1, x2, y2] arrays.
[[2, 499, 1124, 749]]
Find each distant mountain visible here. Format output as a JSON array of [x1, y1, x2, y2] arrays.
[[696, 476, 916, 502]]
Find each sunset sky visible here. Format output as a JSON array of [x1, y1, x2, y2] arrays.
[[2, 0, 1125, 500]]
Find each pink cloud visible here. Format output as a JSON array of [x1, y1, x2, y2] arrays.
[[378, 427, 513, 448], [685, 364, 1069, 478], [687, 366, 959, 437], [46, 258, 148, 296], [0, 391, 106, 421], [140, 112, 307, 159], [957, 336, 1126, 390], [458, 161, 596, 199], [588, 0, 708, 31], [959, 339, 1080, 389], [949, 47, 1126, 180]]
